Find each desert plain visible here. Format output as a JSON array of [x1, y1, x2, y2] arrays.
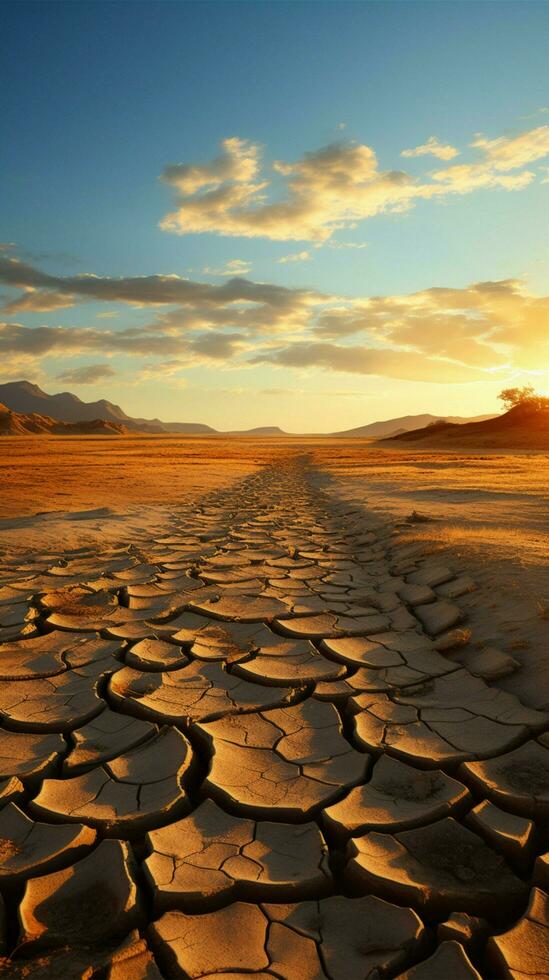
[[0, 434, 547, 978]]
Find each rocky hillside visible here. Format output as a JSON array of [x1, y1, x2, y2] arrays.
[[0, 403, 128, 435]]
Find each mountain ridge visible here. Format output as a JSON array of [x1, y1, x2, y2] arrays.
[[332, 412, 497, 438], [0, 381, 498, 437], [0, 381, 215, 434]]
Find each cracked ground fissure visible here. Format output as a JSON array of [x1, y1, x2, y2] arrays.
[[0, 454, 548, 978]]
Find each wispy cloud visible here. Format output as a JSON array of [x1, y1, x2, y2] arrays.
[[1, 254, 546, 385], [0, 254, 317, 318], [55, 363, 117, 385], [4, 290, 77, 313], [401, 136, 459, 161], [255, 343, 487, 381], [158, 124, 549, 243], [277, 250, 311, 263], [202, 259, 252, 276], [325, 241, 368, 251]]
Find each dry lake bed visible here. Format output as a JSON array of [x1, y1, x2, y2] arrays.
[[0, 436, 547, 978]]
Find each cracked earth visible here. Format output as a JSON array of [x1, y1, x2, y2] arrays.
[[0, 455, 547, 978]]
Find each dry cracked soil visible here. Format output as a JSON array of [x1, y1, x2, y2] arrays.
[[0, 454, 547, 979]]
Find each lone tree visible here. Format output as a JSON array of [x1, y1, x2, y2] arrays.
[[498, 385, 549, 412]]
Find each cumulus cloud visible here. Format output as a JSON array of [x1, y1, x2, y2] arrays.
[[55, 363, 117, 385], [160, 139, 413, 242], [162, 137, 260, 194], [158, 125, 549, 243], [401, 136, 459, 161]]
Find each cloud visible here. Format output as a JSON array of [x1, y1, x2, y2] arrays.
[[1, 255, 546, 386], [325, 241, 368, 250], [162, 137, 261, 194], [189, 331, 247, 359], [202, 259, 252, 276], [0, 254, 318, 317], [401, 136, 459, 161], [55, 363, 117, 385], [0, 320, 251, 367], [160, 139, 413, 242], [3, 290, 77, 314], [470, 125, 549, 170], [252, 342, 488, 383], [313, 279, 549, 373], [134, 360, 188, 386], [158, 125, 549, 243], [277, 250, 311, 263]]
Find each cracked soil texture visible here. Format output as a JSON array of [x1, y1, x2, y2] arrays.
[[0, 455, 547, 978]]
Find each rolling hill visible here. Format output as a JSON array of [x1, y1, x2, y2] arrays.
[[378, 404, 549, 450], [332, 413, 496, 438]]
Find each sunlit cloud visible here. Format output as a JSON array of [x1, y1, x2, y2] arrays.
[[0, 254, 318, 313], [470, 125, 549, 170], [158, 124, 549, 243], [202, 258, 252, 276], [401, 136, 459, 160], [4, 290, 77, 313], [252, 342, 488, 382], [1, 255, 546, 386]]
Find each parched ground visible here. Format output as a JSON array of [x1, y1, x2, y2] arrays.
[[0, 438, 547, 977]]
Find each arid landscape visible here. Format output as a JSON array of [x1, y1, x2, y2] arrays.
[[0, 432, 547, 977], [3, 0, 549, 975]]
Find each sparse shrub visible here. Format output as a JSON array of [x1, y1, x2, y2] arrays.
[[498, 385, 549, 413]]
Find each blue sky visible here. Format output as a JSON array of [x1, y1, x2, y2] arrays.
[[1, 1, 548, 430]]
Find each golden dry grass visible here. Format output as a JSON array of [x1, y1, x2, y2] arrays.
[[316, 445, 549, 567], [0, 435, 547, 561], [0, 435, 285, 518]]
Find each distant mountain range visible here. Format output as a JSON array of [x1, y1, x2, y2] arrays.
[[333, 412, 496, 438], [0, 381, 215, 434], [0, 381, 497, 438]]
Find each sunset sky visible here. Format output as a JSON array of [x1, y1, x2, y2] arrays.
[[1, 0, 548, 431]]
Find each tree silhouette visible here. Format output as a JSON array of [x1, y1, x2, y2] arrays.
[[498, 386, 548, 412]]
